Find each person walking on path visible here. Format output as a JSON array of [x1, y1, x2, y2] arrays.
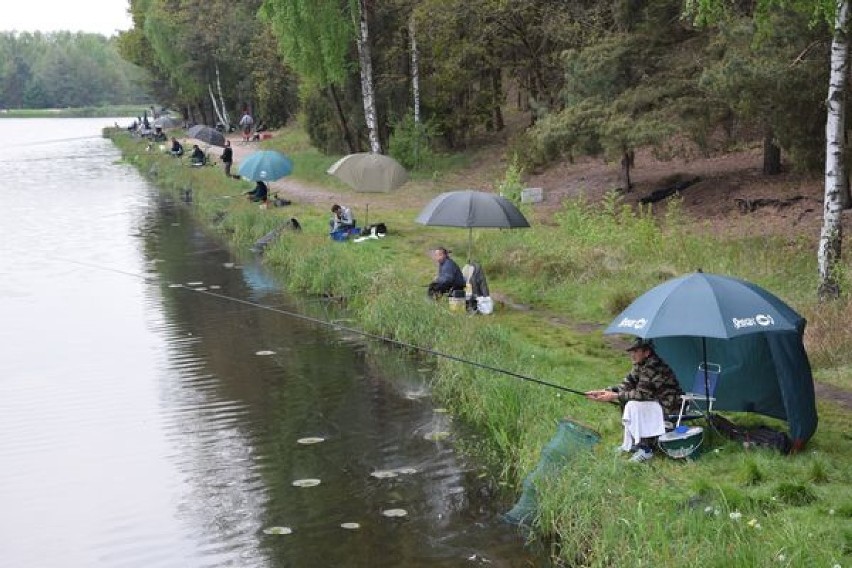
[[221, 140, 235, 177], [239, 110, 254, 143]]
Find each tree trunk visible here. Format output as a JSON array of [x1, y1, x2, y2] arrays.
[[763, 126, 782, 175], [215, 64, 230, 128], [409, 13, 421, 167], [491, 67, 504, 132], [409, 14, 420, 127], [621, 149, 635, 192], [327, 84, 356, 154], [355, 0, 382, 154], [819, 0, 850, 300], [208, 83, 226, 127]]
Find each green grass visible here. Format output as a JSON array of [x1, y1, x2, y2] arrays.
[[108, 128, 852, 568]]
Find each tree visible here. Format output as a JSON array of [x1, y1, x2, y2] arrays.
[[686, 0, 849, 298], [352, 0, 382, 153]]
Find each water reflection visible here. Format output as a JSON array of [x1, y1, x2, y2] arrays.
[[0, 119, 546, 568]]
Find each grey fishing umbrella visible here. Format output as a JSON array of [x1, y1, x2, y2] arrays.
[[327, 152, 408, 193], [187, 125, 226, 147], [153, 115, 181, 129], [415, 190, 530, 260]]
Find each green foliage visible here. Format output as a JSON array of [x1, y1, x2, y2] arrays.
[[388, 114, 438, 171], [0, 31, 149, 109], [495, 156, 525, 204]]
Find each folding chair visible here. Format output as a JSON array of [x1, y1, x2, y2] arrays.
[[673, 362, 721, 428]]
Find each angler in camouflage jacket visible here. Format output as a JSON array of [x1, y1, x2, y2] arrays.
[[586, 338, 683, 415]]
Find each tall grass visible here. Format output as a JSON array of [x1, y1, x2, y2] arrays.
[[108, 129, 852, 567]]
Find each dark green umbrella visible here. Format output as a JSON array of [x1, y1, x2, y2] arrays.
[[605, 272, 817, 446]]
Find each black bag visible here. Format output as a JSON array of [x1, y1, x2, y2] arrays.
[[709, 414, 792, 454]]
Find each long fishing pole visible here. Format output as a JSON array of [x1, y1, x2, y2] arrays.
[[46, 255, 590, 398], [186, 286, 590, 397]]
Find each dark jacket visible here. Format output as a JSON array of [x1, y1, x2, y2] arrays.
[[247, 181, 268, 202], [609, 353, 684, 415], [221, 146, 233, 163], [434, 256, 465, 289]]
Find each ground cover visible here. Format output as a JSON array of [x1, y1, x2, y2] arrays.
[[108, 126, 851, 567]]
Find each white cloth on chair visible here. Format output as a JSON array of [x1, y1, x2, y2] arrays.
[[620, 400, 666, 451]]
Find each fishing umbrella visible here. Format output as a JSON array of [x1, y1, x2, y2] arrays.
[[186, 125, 226, 147], [415, 190, 530, 260], [327, 153, 408, 193], [153, 115, 181, 129], [238, 150, 294, 182], [604, 271, 817, 444], [327, 152, 408, 226]]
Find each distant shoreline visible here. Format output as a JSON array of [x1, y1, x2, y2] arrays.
[[0, 105, 145, 119]]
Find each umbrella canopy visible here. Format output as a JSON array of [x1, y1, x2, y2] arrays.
[[604, 272, 801, 339], [415, 190, 530, 260], [153, 115, 181, 129], [237, 150, 293, 182], [604, 272, 817, 446], [327, 152, 408, 193], [186, 125, 226, 147]]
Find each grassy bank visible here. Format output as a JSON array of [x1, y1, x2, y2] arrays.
[[108, 129, 851, 567], [2, 105, 144, 118]]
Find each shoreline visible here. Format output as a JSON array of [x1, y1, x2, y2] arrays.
[[108, 128, 851, 567]]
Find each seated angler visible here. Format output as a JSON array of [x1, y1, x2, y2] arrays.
[[329, 203, 356, 233], [190, 144, 205, 166], [427, 247, 466, 299], [169, 137, 184, 157], [585, 338, 684, 463], [244, 180, 269, 203]]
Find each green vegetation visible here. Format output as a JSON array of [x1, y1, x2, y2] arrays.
[[108, 128, 851, 567], [0, 32, 148, 109], [0, 105, 145, 119]]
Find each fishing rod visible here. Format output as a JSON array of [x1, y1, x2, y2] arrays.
[[45, 255, 590, 398], [185, 286, 590, 397]]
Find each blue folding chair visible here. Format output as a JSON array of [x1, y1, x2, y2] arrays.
[[674, 362, 721, 428]]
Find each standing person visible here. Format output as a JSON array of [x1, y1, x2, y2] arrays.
[[221, 140, 234, 177], [329, 203, 355, 232], [427, 247, 466, 299], [239, 110, 254, 142], [585, 338, 684, 462]]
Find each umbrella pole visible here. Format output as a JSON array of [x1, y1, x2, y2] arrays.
[[468, 227, 473, 262], [365, 203, 369, 228], [702, 337, 711, 417]]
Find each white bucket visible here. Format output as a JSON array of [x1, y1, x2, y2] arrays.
[[476, 296, 494, 315]]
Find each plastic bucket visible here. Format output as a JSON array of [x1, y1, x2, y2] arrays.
[[477, 296, 494, 315], [658, 426, 703, 459], [448, 296, 466, 312]]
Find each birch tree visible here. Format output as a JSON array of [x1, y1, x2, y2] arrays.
[[819, 0, 849, 299], [686, 0, 849, 299], [352, 0, 382, 153]]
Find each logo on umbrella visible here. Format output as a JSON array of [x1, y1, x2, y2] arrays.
[[616, 317, 647, 330], [732, 314, 775, 329]]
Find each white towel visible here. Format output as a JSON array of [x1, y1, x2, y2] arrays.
[[620, 400, 666, 451]]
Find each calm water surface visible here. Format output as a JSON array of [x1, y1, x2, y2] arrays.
[[0, 118, 546, 567]]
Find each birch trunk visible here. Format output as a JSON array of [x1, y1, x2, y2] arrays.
[[410, 14, 420, 126], [215, 64, 230, 128], [409, 13, 421, 166], [819, 0, 850, 300], [208, 83, 226, 127], [355, 0, 382, 154]]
